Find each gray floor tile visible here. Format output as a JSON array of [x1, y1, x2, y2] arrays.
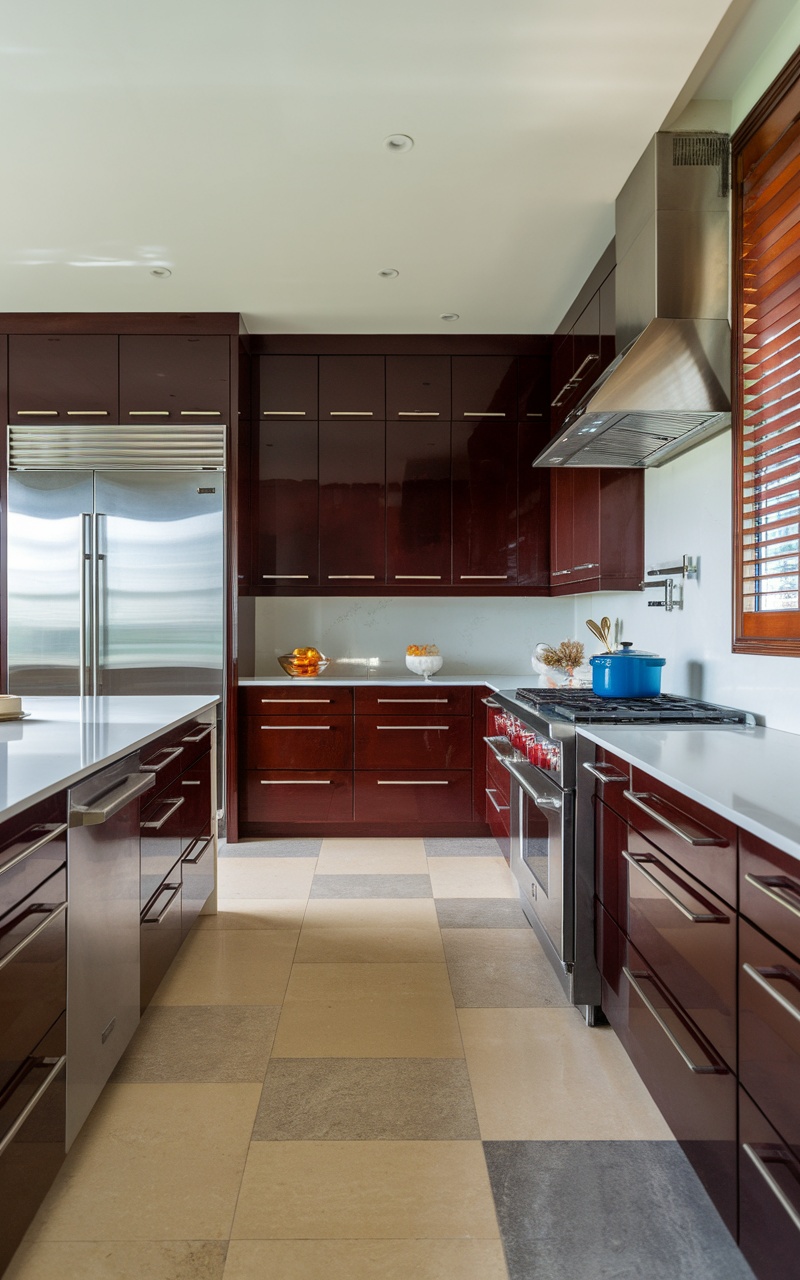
[[484, 1141, 756, 1280], [219, 837, 322, 858], [253, 1058, 480, 1140], [310, 874, 432, 899], [425, 837, 505, 858], [435, 898, 529, 928], [443, 929, 569, 1008], [111, 1005, 280, 1083]]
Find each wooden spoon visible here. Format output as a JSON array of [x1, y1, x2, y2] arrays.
[[586, 617, 614, 653]]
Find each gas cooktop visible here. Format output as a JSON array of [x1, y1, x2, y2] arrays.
[[513, 688, 755, 726]]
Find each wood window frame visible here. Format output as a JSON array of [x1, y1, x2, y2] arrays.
[[733, 48, 800, 656]]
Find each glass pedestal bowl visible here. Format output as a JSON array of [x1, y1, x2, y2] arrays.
[[405, 654, 444, 681]]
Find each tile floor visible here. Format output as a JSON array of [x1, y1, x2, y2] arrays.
[[8, 838, 756, 1280]]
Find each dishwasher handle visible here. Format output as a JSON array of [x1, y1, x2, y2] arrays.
[[70, 771, 155, 827]]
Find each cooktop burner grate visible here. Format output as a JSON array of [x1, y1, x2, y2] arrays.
[[513, 688, 753, 725]]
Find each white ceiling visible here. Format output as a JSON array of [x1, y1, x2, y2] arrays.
[[0, 0, 777, 333]]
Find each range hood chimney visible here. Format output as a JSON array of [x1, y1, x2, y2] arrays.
[[534, 131, 731, 469]]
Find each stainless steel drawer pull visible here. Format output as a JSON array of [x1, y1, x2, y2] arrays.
[[262, 574, 310, 579], [376, 725, 449, 730], [184, 834, 214, 865], [551, 569, 572, 576], [378, 698, 448, 703], [142, 746, 184, 773], [744, 873, 800, 921], [0, 823, 68, 879], [377, 780, 449, 785], [534, 796, 562, 811], [743, 1144, 800, 1234], [0, 1055, 67, 1159], [582, 762, 628, 783], [182, 725, 213, 744], [261, 725, 331, 730], [743, 963, 800, 1026], [128, 410, 170, 416], [180, 410, 222, 416], [397, 411, 440, 417], [16, 409, 58, 415], [463, 412, 506, 417], [486, 787, 510, 813], [394, 575, 442, 580], [573, 562, 599, 570], [181, 779, 201, 786], [71, 771, 155, 826], [143, 882, 181, 924], [481, 697, 501, 708], [261, 698, 332, 703], [141, 796, 185, 829], [67, 409, 109, 416], [329, 411, 374, 416], [0, 901, 67, 973], [260, 779, 331, 785], [622, 967, 725, 1075], [623, 791, 728, 847], [571, 354, 599, 382], [262, 410, 307, 416], [459, 574, 508, 580], [327, 575, 376, 579], [622, 851, 728, 924]]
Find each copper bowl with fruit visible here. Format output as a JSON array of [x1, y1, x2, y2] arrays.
[[277, 648, 330, 678]]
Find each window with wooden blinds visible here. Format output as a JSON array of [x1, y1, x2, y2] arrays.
[[734, 50, 800, 655]]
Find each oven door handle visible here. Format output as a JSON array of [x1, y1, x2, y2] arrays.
[[533, 796, 562, 811]]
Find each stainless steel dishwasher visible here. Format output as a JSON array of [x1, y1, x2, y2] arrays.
[[66, 754, 154, 1148]]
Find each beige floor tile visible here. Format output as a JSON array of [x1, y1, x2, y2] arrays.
[[216, 857, 316, 900], [283, 961, 453, 1002], [428, 857, 519, 899], [223, 1238, 508, 1279], [458, 1007, 675, 1140], [302, 898, 439, 929], [195, 899, 307, 930], [26, 1084, 261, 1242], [317, 838, 428, 875], [230, 1141, 500, 1240], [151, 931, 298, 1006], [7, 1240, 227, 1280], [295, 925, 445, 963]]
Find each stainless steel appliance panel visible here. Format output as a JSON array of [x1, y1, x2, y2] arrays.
[[508, 762, 573, 968]]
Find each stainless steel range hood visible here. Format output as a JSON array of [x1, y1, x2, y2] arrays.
[[534, 131, 731, 468]]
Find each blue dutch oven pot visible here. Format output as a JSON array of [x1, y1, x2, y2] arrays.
[[589, 642, 666, 698]]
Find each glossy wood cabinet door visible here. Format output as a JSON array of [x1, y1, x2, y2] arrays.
[[354, 771, 473, 823], [319, 421, 386, 584], [354, 716, 472, 770], [386, 355, 450, 419], [236, 420, 253, 590], [517, 421, 550, 588], [570, 291, 601, 404], [739, 1087, 800, 1280], [386, 421, 451, 584], [518, 355, 549, 424], [256, 419, 319, 586], [258, 354, 318, 420], [550, 469, 575, 580], [319, 356, 385, 419], [739, 918, 800, 1151], [451, 356, 517, 419], [245, 715, 353, 770], [452, 419, 517, 585], [549, 334, 574, 431], [244, 771, 353, 824], [599, 269, 616, 371], [9, 334, 118, 423], [354, 686, 471, 715], [551, 470, 601, 587], [119, 335, 230, 421]]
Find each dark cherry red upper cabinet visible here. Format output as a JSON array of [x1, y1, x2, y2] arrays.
[[571, 468, 602, 580], [236, 420, 253, 590], [258, 355, 318, 420], [550, 469, 576, 579], [452, 419, 517, 585], [549, 334, 574, 431], [319, 421, 386, 584], [257, 420, 319, 586], [599, 269, 616, 372], [517, 422, 550, 588], [386, 421, 451, 584], [319, 356, 385, 419], [237, 345, 252, 420], [9, 335, 118, 423], [119, 336, 230, 422], [570, 291, 601, 401], [451, 356, 517, 420], [385, 356, 451, 420], [517, 355, 550, 424]]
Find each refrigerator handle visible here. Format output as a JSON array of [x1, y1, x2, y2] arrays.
[[80, 513, 92, 697], [92, 513, 106, 696]]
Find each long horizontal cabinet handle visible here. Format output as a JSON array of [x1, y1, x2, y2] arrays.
[[460, 574, 508, 580], [0, 901, 67, 973], [743, 1144, 800, 1234], [183, 834, 214, 865], [141, 796, 185, 829], [262, 410, 307, 416], [582, 762, 628, 783], [181, 779, 202, 786], [261, 725, 332, 730], [16, 409, 59, 416], [328, 411, 374, 416], [143, 882, 181, 924], [261, 698, 333, 703], [743, 962, 800, 1025], [67, 410, 109, 416], [486, 787, 510, 813], [378, 698, 448, 703], [394, 575, 442, 580], [376, 725, 449, 730], [462, 411, 506, 417], [183, 726, 213, 743], [128, 410, 170, 416], [622, 967, 727, 1074], [744, 873, 800, 920], [623, 791, 728, 847], [260, 779, 332, 785], [328, 575, 376, 580], [397, 411, 440, 417], [142, 746, 184, 773], [573, 562, 599, 570], [0, 1055, 67, 1160], [0, 822, 67, 878], [262, 574, 310, 579], [377, 780, 449, 785], [621, 850, 729, 924], [180, 410, 223, 416]]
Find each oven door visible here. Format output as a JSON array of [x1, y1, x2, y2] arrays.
[[508, 764, 574, 969]]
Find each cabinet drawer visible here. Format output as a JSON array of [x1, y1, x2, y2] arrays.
[[245, 716, 353, 770], [0, 818, 67, 923], [0, 872, 66, 1097], [243, 771, 353, 824], [140, 787, 184, 911], [627, 769, 737, 906], [486, 749, 511, 806], [177, 752, 212, 845], [140, 720, 213, 792], [740, 830, 800, 964], [739, 1086, 800, 1280], [740, 918, 800, 1147], [594, 797, 627, 926], [583, 747, 630, 816], [354, 771, 473, 823], [182, 834, 215, 939], [241, 685, 353, 716], [597, 902, 737, 1234], [625, 828, 736, 1070], [140, 881, 183, 1010], [354, 716, 471, 771], [354, 686, 471, 716]]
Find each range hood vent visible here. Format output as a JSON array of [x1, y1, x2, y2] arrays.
[[535, 131, 731, 469]]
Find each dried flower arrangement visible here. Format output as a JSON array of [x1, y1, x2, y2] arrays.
[[537, 639, 585, 670]]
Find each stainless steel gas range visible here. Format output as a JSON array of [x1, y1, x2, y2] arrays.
[[486, 688, 755, 1023]]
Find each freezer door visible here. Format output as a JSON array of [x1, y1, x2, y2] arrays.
[[7, 471, 94, 695], [93, 471, 223, 696]]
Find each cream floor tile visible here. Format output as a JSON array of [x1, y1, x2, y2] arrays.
[[216, 857, 316, 900], [230, 1141, 500, 1240], [26, 1084, 261, 1242], [151, 930, 298, 1006], [302, 898, 439, 929], [223, 1238, 509, 1279], [195, 899, 307, 930], [428, 857, 519, 899], [295, 925, 445, 963], [283, 961, 453, 1002], [7, 1240, 227, 1280], [317, 838, 428, 875], [272, 996, 463, 1058], [458, 1007, 675, 1141]]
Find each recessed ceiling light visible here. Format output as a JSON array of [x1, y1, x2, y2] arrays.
[[378, 268, 399, 278], [150, 267, 172, 278], [440, 313, 459, 321], [384, 134, 414, 153]]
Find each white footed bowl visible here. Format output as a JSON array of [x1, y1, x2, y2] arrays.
[[405, 654, 444, 680]]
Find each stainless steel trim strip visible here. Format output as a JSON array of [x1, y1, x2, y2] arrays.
[[743, 963, 800, 1026], [143, 882, 181, 924], [622, 967, 725, 1074], [744, 873, 800, 921], [486, 787, 510, 813], [9, 423, 226, 469], [623, 791, 728, 847], [0, 823, 68, 879], [0, 1056, 66, 1158], [622, 850, 728, 923], [71, 772, 156, 827], [80, 512, 91, 697], [0, 901, 67, 973], [140, 796, 184, 830], [743, 1144, 800, 1233]]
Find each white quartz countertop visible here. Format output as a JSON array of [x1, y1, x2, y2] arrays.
[[577, 723, 800, 862], [0, 695, 218, 823], [239, 674, 536, 689]]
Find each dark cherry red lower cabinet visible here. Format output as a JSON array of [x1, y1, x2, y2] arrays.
[[243, 772, 354, 825], [354, 716, 471, 771], [739, 1087, 800, 1280], [354, 771, 473, 823]]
